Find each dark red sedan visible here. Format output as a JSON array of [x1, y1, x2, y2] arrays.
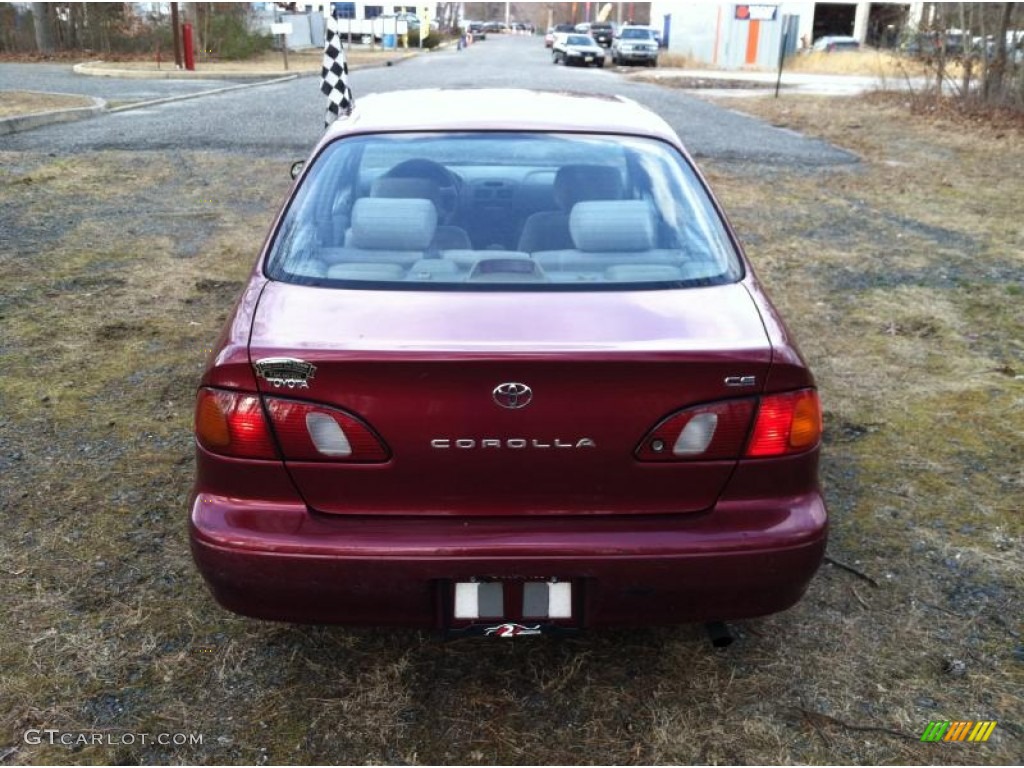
[[190, 89, 827, 637]]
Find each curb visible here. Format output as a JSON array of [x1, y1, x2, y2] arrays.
[[0, 95, 106, 136], [72, 52, 419, 81], [72, 60, 315, 80], [107, 73, 299, 113], [0, 76, 298, 135], [0, 53, 419, 135]]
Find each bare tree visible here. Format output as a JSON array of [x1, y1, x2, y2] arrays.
[[912, 2, 1021, 111], [30, 2, 55, 54], [983, 2, 1015, 101]]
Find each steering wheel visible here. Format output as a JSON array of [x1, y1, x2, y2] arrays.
[[381, 159, 462, 222]]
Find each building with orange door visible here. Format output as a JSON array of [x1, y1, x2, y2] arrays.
[[649, 1, 923, 69]]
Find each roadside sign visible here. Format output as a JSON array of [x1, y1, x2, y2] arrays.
[[271, 22, 293, 35]]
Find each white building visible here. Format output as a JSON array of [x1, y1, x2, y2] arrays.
[[649, 1, 927, 69]]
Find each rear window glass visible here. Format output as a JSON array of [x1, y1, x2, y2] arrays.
[[265, 132, 743, 291]]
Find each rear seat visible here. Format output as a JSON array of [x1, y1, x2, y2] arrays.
[[532, 200, 681, 273], [319, 197, 437, 278]]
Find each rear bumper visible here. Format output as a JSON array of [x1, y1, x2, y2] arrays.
[[190, 492, 827, 628], [565, 52, 604, 64], [615, 49, 658, 62]]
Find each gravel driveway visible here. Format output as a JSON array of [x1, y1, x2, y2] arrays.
[[1, 37, 857, 168]]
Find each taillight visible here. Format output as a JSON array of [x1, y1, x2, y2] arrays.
[[746, 389, 822, 457], [264, 398, 389, 462], [195, 388, 276, 459], [636, 399, 757, 461], [195, 388, 389, 462], [635, 389, 822, 462]]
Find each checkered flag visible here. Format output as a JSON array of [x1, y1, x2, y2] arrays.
[[320, 13, 354, 129]]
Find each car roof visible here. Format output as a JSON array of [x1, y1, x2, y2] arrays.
[[322, 89, 679, 145]]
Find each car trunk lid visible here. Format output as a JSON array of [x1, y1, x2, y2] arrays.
[[250, 282, 772, 516]]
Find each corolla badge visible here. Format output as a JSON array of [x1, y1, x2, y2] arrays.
[[254, 357, 316, 389], [484, 623, 543, 638], [493, 382, 532, 409]]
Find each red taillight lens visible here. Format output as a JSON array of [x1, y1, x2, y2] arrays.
[[636, 389, 822, 462], [636, 399, 757, 461], [195, 388, 276, 459], [746, 389, 822, 457], [195, 389, 389, 462], [264, 397, 389, 462]]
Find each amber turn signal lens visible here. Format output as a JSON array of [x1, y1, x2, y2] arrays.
[[195, 389, 231, 448], [789, 391, 822, 450]]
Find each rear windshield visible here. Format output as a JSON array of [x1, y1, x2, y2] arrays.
[[265, 132, 743, 291], [622, 28, 654, 39]]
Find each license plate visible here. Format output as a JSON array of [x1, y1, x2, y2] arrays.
[[447, 578, 578, 636], [585, 56, 594, 62]]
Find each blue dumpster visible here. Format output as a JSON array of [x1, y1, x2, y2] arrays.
[[382, 33, 396, 49]]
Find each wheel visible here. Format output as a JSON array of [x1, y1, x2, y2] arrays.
[[649, 58, 658, 67]]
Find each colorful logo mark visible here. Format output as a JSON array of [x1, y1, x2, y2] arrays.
[[920, 721, 997, 743]]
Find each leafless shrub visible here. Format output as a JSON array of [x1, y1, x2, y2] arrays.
[[902, 2, 1023, 113]]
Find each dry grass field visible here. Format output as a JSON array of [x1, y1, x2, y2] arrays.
[[0, 91, 96, 118], [0, 92, 1021, 764]]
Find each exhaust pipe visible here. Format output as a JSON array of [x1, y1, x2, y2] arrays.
[[705, 621, 734, 648]]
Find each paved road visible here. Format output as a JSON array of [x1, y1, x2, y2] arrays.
[[0, 61, 243, 101], [0, 36, 855, 167]]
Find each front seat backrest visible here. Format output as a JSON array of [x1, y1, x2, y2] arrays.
[[517, 164, 624, 252]]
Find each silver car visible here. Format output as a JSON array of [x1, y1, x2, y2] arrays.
[[611, 26, 659, 67]]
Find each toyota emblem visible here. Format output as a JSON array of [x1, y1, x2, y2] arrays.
[[493, 382, 533, 409]]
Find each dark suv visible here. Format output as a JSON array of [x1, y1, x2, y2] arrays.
[[588, 21, 615, 47]]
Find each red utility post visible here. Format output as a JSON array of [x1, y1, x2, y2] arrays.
[[182, 22, 195, 70]]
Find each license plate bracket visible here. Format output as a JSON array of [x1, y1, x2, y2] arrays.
[[441, 578, 583, 637]]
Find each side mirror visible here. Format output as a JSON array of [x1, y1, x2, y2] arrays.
[[290, 160, 305, 180]]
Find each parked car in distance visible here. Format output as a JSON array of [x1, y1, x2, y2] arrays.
[[465, 21, 486, 40], [190, 88, 828, 635], [811, 35, 860, 52], [553, 33, 606, 67], [611, 25, 660, 66], [587, 20, 616, 46], [643, 24, 664, 47], [546, 22, 574, 47]]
